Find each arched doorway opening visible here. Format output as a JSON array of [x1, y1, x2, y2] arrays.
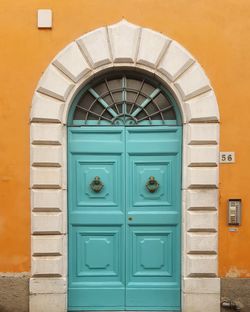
[[67, 70, 182, 310]]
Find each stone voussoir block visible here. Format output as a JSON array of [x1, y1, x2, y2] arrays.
[[32, 212, 63, 234], [31, 145, 62, 167], [186, 145, 219, 167], [31, 189, 63, 212], [31, 123, 63, 145], [31, 167, 62, 189], [31, 92, 64, 123], [136, 28, 170, 68], [108, 20, 140, 63], [185, 90, 220, 122], [186, 254, 217, 277], [37, 65, 74, 101], [32, 235, 64, 256], [185, 189, 218, 211], [158, 40, 194, 81], [77, 27, 112, 68], [174, 63, 211, 101], [32, 256, 63, 277], [185, 167, 218, 189], [185, 123, 219, 145], [186, 232, 217, 254], [187, 211, 218, 232], [53, 42, 91, 83]]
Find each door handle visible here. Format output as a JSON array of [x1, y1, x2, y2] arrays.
[[90, 176, 104, 192], [146, 176, 159, 193]]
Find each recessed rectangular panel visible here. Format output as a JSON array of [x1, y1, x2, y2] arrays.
[[133, 231, 173, 277], [77, 230, 119, 277], [68, 225, 125, 309], [69, 128, 124, 154], [126, 127, 180, 142], [130, 157, 174, 208], [69, 128, 124, 142], [127, 226, 179, 284], [126, 128, 181, 154], [70, 225, 124, 284], [68, 288, 125, 310], [75, 157, 121, 208]]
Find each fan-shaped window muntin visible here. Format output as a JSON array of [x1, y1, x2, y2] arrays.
[[68, 71, 181, 126]]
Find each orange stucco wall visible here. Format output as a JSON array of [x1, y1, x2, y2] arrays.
[[0, 0, 250, 276]]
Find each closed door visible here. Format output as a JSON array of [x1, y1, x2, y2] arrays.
[[68, 126, 182, 311]]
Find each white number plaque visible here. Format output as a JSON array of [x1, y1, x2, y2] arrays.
[[220, 152, 235, 163]]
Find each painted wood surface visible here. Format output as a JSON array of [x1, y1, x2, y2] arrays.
[[68, 126, 182, 310]]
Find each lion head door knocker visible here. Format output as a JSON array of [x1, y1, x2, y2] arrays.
[[146, 176, 159, 193], [90, 176, 104, 193]]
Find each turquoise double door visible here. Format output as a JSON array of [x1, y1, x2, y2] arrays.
[[68, 126, 182, 311]]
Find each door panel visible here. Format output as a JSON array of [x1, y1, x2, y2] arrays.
[[73, 226, 122, 278], [68, 126, 182, 311], [130, 227, 174, 277], [126, 127, 181, 310], [68, 127, 125, 310]]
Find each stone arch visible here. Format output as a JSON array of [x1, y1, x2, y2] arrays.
[[30, 20, 220, 312]]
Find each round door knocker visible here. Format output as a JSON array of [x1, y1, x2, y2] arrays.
[[90, 176, 104, 193], [146, 176, 159, 193]]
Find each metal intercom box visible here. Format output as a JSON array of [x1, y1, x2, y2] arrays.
[[228, 199, 242, 225]]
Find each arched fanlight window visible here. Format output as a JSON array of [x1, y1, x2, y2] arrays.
[[68, 71, 181, 126]]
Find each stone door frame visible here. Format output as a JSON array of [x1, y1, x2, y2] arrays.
[[30, 20, 220, 312]]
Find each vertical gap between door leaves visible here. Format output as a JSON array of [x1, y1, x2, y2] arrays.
[[124, 127, 127, 310]]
